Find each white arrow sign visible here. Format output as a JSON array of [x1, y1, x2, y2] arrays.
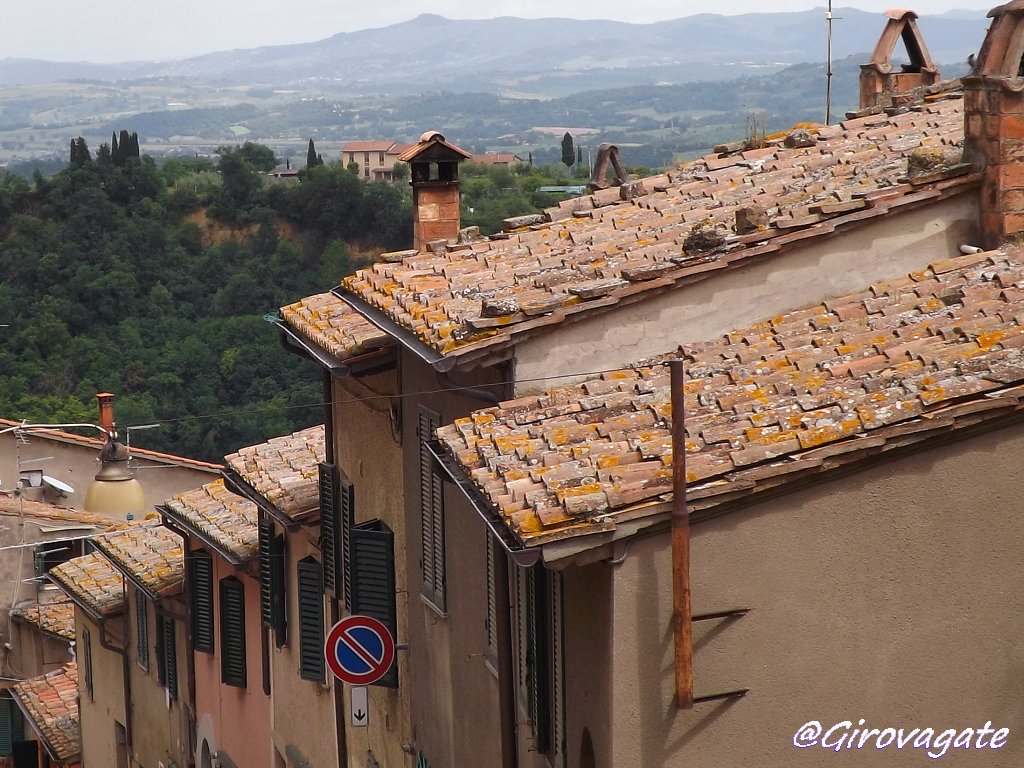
[[350, 685, 369, 728]]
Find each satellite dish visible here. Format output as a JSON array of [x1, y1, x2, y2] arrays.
[[42, 476, 75, 495]]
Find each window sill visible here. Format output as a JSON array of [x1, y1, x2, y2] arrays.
[[420, 593, 448, 619]]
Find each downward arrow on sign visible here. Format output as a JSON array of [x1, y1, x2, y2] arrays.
[[354, 710, 366, 722]]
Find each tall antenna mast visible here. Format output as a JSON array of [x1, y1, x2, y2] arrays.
[[825, 0, 834, 124]]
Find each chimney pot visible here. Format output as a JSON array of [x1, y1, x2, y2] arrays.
[[96, 392, 116, 439]]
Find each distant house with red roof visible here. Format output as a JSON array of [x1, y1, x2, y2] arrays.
[[340, 140, 414, 181]]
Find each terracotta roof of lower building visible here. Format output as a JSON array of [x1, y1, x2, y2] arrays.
[[11, 601, 76, 641], [438, 247, 1024, 547], [0, 492, 118, 529], [223, 425, 324, 523], [47, 553, 125, 620], [160, 479, 258, 563], [280, 292, 392, 363], [90, 524, 183, 599], [12, 662, 79, 763]]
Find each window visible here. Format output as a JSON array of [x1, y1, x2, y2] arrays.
[[363, 152, 370, 164], [83, 627, 94, 701], [156, 615, 178, 701], [189, 550, 214, 653], [319, 462, 355, 606], [259, 518, 287, 647], [297, 557, 325, 682], [485, 534, 498, 671], [220, 578, 247, 688], [418, 405, 446, 612], [0, 694, 16, 755], [350, 520, 397, 687], [135, 590, 149, 671], [378, 152, 385, 164]]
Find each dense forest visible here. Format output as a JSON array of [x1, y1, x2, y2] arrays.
[[0, 135, 622, 461]]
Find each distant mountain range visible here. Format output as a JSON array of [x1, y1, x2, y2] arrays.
[[0, 8, 990, 95]]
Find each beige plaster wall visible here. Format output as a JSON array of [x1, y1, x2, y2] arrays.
[[587, 420, 1024, 768], [76, 612, 126, 768], [8, 621, 70, 678], [399, 355, 506, 768], [515, 193, 978, 389], [331, 371, 412, 768], [269, 526, 339, 768]]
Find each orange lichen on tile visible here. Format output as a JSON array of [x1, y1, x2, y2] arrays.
[[280, 292, 391, 361], [91, 524, 183, 598], [49, 553, 124, 618], [13, 662, 79, 762], [11, 601, 76, 640], [162, 479, 258, 562], [224, 425, 324, 520]]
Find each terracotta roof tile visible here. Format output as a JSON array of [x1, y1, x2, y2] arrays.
[[161, 479, 258, 562], [223, 425, 324, 521], [12, 662, 79, 762], [343, 92, 970, 361], [11, 601, 76, 641], [280, 292, 391, 361], [48, 553, 124, 619], [439, 247, 1024, 547], [0, 492, 119, 529], [90, 524, 183, 598]]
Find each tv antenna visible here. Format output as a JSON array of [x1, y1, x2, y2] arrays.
[[825, 0, 835, 124]]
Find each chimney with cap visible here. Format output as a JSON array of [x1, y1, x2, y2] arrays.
[[964, 1, 1024, 248], [860, 10, 940, 110], [96, 392, 116, 439], [399, 131, 472, 253]]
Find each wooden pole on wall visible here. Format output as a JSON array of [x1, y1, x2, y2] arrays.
[[668, 359, 693, 709]]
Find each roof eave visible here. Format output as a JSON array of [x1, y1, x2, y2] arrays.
[[46, 575, 124, 625], [275, 318, 397, 376], [156, 504, 254, 567], [221, 467, 307, 533]]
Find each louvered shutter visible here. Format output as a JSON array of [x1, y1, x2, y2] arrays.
[[83, 627, 94, 701], [527, 566, 550, 752], [270, 533, 287, 647], [514, 566, 529, 714], [189, 550, 214, 653], [136, 590, 149, 670], [418, 406, 445, 611], [319, 463, 338, 595], [297, 558, 325, 682], [155, 614, 166, 687], [220, 578, 247, 688], [0, 696, 11, 756], [258, 517, 273, 627], [485, 534, 498, 668], [550, 572, 565, 767], [164, 617, 178, 701], [350, 520, 397, 688], [339, 469, 354, 610]]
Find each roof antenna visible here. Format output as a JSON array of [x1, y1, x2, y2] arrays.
[[825, 0, 834, 124]]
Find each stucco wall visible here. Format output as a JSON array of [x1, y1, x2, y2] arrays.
[[8, 621, 70, 678], [585, 420, 1024, 767], [76, 612, 126, 768], [514, 193, 978, 389], [190, 538, 270, 768], [399, 355, 507, 768], [331, 371, 412, 768], [269, 527, 338, 768]]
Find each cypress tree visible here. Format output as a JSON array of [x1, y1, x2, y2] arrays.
[[306, 138, 318, 168], [561, 132, 575, 167], [110, 132, 119, 163]]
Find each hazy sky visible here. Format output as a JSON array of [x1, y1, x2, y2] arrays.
[[2, 1, 995, 63]]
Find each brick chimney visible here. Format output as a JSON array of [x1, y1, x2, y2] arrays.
[[399, 131, 471, 252], [96, 392, 116, 439], [964, 1, 1024, 248], [860, 10, 940, 110]]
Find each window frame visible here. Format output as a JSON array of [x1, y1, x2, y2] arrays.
[[297, 557, 325, 683], [219, 577, 247, 688], [189, 549, 215, 654]]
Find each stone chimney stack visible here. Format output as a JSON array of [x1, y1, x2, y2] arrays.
[[860, 10, 940, 110], [964, 1, 1024, 248], [96, 392, 116, 439], [400, 131, 471, 253]]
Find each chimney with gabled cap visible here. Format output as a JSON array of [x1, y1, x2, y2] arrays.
[[399, 131, 471, 253], [964, 1, 1024, 247], [96, 392, 115, 439], [860, 10, 940, 110]]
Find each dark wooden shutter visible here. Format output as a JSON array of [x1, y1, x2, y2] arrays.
[[350, 520, 397, 688], [418, 406, 445, 611], [164, 617, 178, 701], [0, 696, 12, 756], [550, 572, 565, 766], [155, 614, 166, 687], [220, 578, 247, 688], [189, 550, 214, 653], [135, 590, 149, 671], [258, 517, 273, 627], [270, 533, 287, 647], [339, 469, 355, 610], [485, 534, 498, 668], [83, 627, 94, 701], [527, 566, 550, 752], [318, 463, 338, 596], [297, 558, 325, 682]]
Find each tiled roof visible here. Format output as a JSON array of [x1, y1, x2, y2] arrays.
[[341, 140, 398, 153], [470, 153, 522, 165], [161, 479, 259, 562], [344, 91, 970, 361], [438, 247, 1024, 547], [280, 292, 392, 362], [0, 492, 118, 529], [12, 662, 79, 763], [224, 425, 324, 521], [48, 553, 125, 619], [91, 524, 183, 598], [12, 601, 76, 641]]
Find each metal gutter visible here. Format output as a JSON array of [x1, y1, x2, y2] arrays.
[[276, 321, 352, 375], [221, 467, 307, 533], [157, 504, 253, 568]]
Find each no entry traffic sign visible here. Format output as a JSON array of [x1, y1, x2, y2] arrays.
[[325, 615, 396, 686]]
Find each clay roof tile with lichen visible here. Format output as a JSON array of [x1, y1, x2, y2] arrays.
[[11, 601, 76, 641], [160, 479, 258, 563], [48, 553, 125, 619], [12, 662, 79, 763], [90, 524, 183, 599], [279, 292, 391, 363]]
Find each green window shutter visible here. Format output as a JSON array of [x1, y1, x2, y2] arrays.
[[155, 614, 166, 687], [485, 534, 498, 668], [514, 567, 529, 714], [527, 566, 550, 753], [297, 558, 325, 682], [220, 577, 247, 688], [83, 627, 94, 701], [258, 517, 273, 627], [318, 463, 338, 596], [350, 520, 397, 688], [270, 533, 287, 647], [550, 572, 565, 767], [339, 469, 355, 611], [136, 590, 149, 671], [418, 406, 445, 612], [189, 550, 215, 653], [164, 617, 178, 701], [0, 695, 12, 755]]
